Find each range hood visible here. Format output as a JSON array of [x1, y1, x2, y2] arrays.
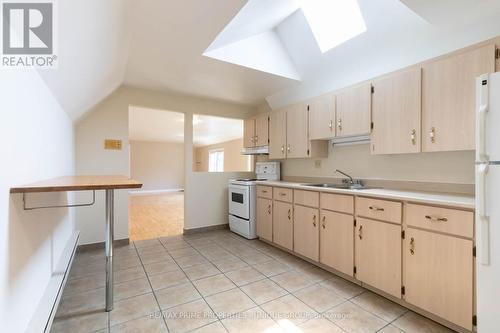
[[241, 146, 269, 155], [330, 134, 371, 146]]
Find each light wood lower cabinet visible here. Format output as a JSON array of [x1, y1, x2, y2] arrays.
[[256, 198, 273, 242], [320, 210, 354, 276], [293, 205, 319, 261], [404, 228, 473, 330], [273, 200, 293, 251], [355, 217, 402, 298]]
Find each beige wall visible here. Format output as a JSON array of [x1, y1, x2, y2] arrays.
[[76, 85, 256, 244], [130, 141, 184, 190], [194, 138, 251, 172], [277, 143, 474, 184]]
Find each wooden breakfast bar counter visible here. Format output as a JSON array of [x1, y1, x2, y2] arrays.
[[10, 176, 143, 311]]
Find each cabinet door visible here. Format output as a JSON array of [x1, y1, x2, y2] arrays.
[[293, 205, 319, 261], [257, 198, 273, 242], [254, 113, 269, 147], [269, 109, 287, 159], [355, 218, 402, 298], [309, 94, 335, 140], [422, 44, 495, 152], [405, 228, 473, 330], [286, 103, 310, 158], [336, 83, 371, 137], [320, 210, 354, 276], [243, 118, 255, 148], [273, 201, 293, 251], [371, 68, 421, 154]]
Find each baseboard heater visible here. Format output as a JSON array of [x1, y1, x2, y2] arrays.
[[26, 231, 80, 333]]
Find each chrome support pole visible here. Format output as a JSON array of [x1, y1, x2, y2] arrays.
[[105, 189, 114, 311]]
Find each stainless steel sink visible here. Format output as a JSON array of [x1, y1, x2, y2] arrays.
[[302, 183, 380, 190]]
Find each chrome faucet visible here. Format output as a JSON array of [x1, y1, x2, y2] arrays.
[[335, 169, 354, 184]]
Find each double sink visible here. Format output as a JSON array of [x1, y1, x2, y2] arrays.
[[302, 183, 380, 190]]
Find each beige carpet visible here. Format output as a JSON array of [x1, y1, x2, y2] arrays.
[[129, 192, 184, 241]]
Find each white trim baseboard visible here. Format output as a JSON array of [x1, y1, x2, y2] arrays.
[[128, 188, 184, 195], [26, 231, 79, 333]]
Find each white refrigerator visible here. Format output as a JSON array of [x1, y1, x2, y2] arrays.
[[475, 72, 500, 332]]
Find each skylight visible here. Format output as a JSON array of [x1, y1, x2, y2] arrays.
[[299, 0, 366, 53]]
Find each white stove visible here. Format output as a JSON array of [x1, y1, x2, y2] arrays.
[[228, 162, 280, 239]]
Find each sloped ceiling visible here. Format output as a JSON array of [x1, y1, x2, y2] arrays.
[[38, 0, 132, 121], [47, 0, 500, 121]]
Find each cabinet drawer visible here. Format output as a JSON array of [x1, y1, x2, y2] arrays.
[[294, 190, 319, 207], [321, 193, 354, 214], [356, 197, 402, 224], [406, 204, 473, 238], [273, 187, 293, 203], [257, 186, 273, 199]]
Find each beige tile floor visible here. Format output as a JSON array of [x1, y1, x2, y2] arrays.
[[52, 230, 457, 333]]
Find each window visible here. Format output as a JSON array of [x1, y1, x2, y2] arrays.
[[208, 149, 224, 172]]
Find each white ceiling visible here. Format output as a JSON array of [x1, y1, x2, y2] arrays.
[[43, 0, 500, 121], [128, 106, 243, 147]]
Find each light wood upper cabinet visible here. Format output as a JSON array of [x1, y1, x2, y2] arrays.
[[371, 68, 422, 155], [255, 113, 269, 147], [243, 118, 255, 148], [355, 217, 402, 298], [404, 228, 473, 330], [422, 44, 495, 152], [257, 198, 273, 242], [286, 103, 310, 158], [309, 94, 336, 140], [320, 210, 354, 276], [293, 205, 319, 261], [335, 83, 372, 137], [273, 200, 293, 251], [269, 109, 287, 159]]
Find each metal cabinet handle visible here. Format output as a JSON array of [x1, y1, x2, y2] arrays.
[[358, 225, 363, 239], [279, 192, 286, 197], [281, 145, 285, 154], [369, 206, 384, 212], [287, 145, 291, 153], [337, 118, 342, 131], [250, 137, 254, 143], [322, 215, 326, 229], [411, 129, 416, 145], [425, 215, 448, 222], [410, 237, 415, 255], [267, 205, 271, 214], [329, 120, 333, 130], [429, 127, 436, 143], [313, 215, 317, 227], [261, 190, 268, 193], [288, 209, 291, 220]]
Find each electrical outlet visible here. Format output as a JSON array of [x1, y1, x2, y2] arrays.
[[314, 160, 321, 168]]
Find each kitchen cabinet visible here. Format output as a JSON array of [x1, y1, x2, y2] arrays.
[[243, 113, 269, 148], [255, 113, 269, 147], [256, 197, 273, 242], [335, 83, 372, 137], [269, 104, 328, 159], [293, 204, 319, 261], [309, 93, 336, 140], [422, 44, 495, 152], [404, 228, 473, 330], [243, 118, 255, 148], [355, 217, 402, 298], [371, 68, 421, 155], [320, 210, 354, 276], [269, 109, 287, 159], [273, 200, 293, 251]]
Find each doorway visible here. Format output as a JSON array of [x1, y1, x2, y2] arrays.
[[128, 106, 185, 241]]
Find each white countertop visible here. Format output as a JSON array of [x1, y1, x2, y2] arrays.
[[260, 181, 475, 210]]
